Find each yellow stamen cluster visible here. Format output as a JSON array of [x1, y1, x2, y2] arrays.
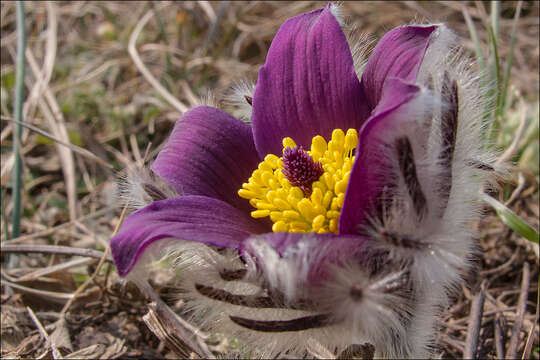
[[238, 128, 358, 234]]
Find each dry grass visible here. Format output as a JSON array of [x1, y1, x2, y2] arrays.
[[1, 1, 538, 358]]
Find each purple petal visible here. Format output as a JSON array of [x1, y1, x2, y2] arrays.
[[152, 106, 260, 212], [251, 5, 369, 157], [242, 232, 370, 283], [247, 232, 367, 256], [361, 25, 437, 110], [339, 78, 422, 234], [110, 195, 269, 277]]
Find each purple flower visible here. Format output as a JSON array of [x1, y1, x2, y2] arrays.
[[111, 4, 496, 357]]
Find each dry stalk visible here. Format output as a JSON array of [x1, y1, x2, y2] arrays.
[[128, 9, 188, 114], [464, 280, 487, 359], [506, 262, 531, 358], [0, 244, 112, 261]]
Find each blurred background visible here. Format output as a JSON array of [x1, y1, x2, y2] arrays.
[[1, 1, 538, 358]]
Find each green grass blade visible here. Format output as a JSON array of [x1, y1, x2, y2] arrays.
[[11, 1, 26, 239], [489, 26, 502, 105], [491, 1, 500, 41], [462, 5, 486, 74], [502, 1, 523, 110], [482, 194, 539, 244]]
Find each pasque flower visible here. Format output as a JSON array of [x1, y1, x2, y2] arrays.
[[111, 4, 497, 357]]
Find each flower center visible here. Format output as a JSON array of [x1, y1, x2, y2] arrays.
[[282, 146, 324, 196], [238, 129, 358, 234]]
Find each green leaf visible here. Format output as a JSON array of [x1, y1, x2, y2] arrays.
[[482, 194, 539, 244]]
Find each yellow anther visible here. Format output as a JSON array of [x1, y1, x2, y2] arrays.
[[322, 191, 333, 208], [264, 154, 280, 168], [311, 188, 323, 205], [282, 210, 301, 220], [323, 172, 334, 190], [256, 202, 276, 210], [289, 221, 309, 230], [261, 171, 273, 187], [289, 187, 304, 199], [272, 221, 289, 232], [273, 198, 291, 211], [327, 210, 340, 219], [312, 215, 326, 231], [345, 128, 358, 150], [331, 129, 345, 145], [337, 193, 345, 207], [242, 183, 260, 192], [282, 137, 297, 149], [286, 194, 300, 209], [268, 178, 280, 189], [329, 219, 338, 233], [251, 210, 270, 218], [238, 189, 257, 199], [276, 188, 288, 200], [238, 128, 357, 234], [270, 211, 282, 222], [312, 180, 327, 193], [330, 197, 340, 210], [311, 135, 327, 157], [258, 162, 273, 172], [333, 151, 343, 166], [334, 179, 348, 195], [313, 204, 326, 216], [266, 190, 276, 203], [297, 198, 316, 222]]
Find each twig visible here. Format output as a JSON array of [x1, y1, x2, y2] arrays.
[[1, 116, 113, 169], [496, 98, 527, 166], [480, 250, 519, 276], [16, 257, 96, 282], [504, 172, 525, 206], [128, 10, 188, 113], [521, 285, 539, 359], [0, 244, 112, 261], [27, 306, 50, 342], [1, 279, 73, 303], [27, 306, 63, 359], [506, 262, 530, 359], [494, 314, 505, 359], [464, 280, 487, 359]]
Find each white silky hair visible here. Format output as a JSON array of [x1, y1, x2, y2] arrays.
[[127, 238, 423, 358], [115, 13, 502, 360], [115, 167, 177, 211], [222, 80, 256, 123]]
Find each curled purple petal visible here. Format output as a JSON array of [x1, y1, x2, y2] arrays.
[[360, 24, 437, 110], [110, 195, 269, 277], [339, 78, 422, 234], [152, 106, 260, 212], [251, 5, 369, 157]]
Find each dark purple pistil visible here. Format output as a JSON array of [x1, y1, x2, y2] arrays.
[[282, 146, 324, 196]]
